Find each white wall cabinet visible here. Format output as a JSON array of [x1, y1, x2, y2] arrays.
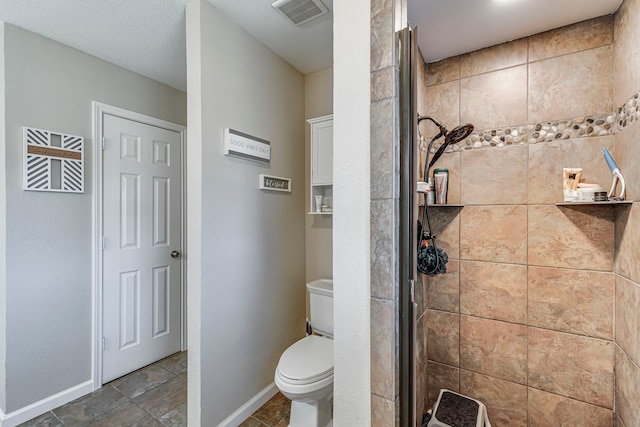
[[308, 115, 333, 214]]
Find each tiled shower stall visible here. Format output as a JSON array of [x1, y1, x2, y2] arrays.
[[370, 0, 640, 425]]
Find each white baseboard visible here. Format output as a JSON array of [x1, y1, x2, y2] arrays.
[[217, 383, 279, 427], [0, 380, 94, 427]]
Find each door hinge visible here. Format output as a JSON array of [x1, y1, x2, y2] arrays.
[[102, 237, 105, 250], [102, 137, 105, 150], [102, 337, 106, 351]]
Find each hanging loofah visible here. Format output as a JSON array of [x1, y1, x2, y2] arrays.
[[417, 243, 448, 276]]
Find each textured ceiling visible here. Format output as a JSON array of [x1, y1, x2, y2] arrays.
[[0, 0, 333, 92], [205, 0, 333, 75], [0, 0, 625, 92], [0, 0, 190, 90], [409, 0, 623, 63]]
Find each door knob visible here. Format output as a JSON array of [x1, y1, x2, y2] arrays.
[[171, 250, 181, 258]]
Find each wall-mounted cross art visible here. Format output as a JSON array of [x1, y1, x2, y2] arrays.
[[23, 127, 84, 193]]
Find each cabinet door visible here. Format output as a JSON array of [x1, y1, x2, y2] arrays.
[[312, 120, 333, 185]]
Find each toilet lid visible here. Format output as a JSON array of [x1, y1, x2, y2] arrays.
[[278, 335, 333, 384]]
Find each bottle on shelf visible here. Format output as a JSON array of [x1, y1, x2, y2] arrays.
[[426, 177, 435, 205]]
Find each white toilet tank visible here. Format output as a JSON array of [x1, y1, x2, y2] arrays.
[[307, 279, 333, 337]]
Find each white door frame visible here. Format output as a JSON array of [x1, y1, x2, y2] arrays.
[[91, 102, 187, 389]]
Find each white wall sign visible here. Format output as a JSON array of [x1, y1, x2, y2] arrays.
[[224, 128, 271, 163], [23, 127, 84, 193], [259, 174, 291, 192]]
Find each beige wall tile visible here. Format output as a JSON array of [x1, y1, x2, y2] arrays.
[[406, 12, 640, 424], [615, 122, 640, 201], [371, 99, 397, 200], [527, 387, 613, 427], [528, 267, 614, 339], [460, 144, 528, 205], [460, 370, 527, 427], [426, 56, 460, 87], [528, 205, 614, 271], [460, 38, 528, 78], [427, 310, 459, 366], [615, 346, 640, 427], [371, 199, 397, 300], [615, 274, 640, 366], [529, 16, 614, 62], [426, 362, 459, 408], [421, 312, 429, 378], [426, 260, 459, 313], [528, 328, 614, 408], [460, 65, 528, 130], [416, 312, 426, 377], [460, 261, 527, 324], [371, 67, 395, 102], [370, 0, 394, 71], [371, 395, 396, 427], [614, 0, 640, 105], [614, 203, 640, 283], [424, 206, 460, 260], [416, 371, 427, 425], [371, 298, 396, 399], [415, 273, 426, 317], [528, 136, 615, 204], [422, 81, 460, 140], [529, 46, 613, 123], [460, 205, 527, 264], [417, 49, 428, 116], [460, 316, 527, 384]]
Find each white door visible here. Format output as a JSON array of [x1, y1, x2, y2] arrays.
[[102, 114, 182, 383]]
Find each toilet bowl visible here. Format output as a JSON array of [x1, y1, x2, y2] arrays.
[[275, 279, 334, 427], [275, 335, 333, 426]]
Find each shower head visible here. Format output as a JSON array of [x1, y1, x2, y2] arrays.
[[428, 122, 474, 169], [446, 123, 474, 144]]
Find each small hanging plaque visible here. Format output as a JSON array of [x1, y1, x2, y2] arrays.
[[223, 128, 271, 163], [259, 174, 291, 192]]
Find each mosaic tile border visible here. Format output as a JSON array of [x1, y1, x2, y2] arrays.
[[617, 91, 640, 130], [420, 90, 640, 154]]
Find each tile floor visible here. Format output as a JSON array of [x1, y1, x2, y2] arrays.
[[18, 350, 290, 427], [19, 351, 187, 427], [239, 392, 291, 427]]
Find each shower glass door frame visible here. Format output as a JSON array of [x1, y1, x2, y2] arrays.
[[398, 25, 418, 427]]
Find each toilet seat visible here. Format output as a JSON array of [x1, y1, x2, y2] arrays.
[[277, 335, 333, 385]]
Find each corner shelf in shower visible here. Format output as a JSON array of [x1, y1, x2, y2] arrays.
[[554, 201, 633, 206], [419, 203, 465, 208]]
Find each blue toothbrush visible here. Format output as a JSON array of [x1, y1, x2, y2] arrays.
[[602, 148, 626, 200]]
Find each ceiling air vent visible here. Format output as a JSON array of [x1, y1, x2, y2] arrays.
[[272, 0, 328, 26]]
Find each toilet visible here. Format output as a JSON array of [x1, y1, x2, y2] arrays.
[[275, 279, 333, 427]]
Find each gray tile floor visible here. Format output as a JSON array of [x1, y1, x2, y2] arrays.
[[239, 392, 291, 427], [19, 351, 187, 427], [19, 351, 291, 427]]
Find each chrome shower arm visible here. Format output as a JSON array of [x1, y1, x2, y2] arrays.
[[418, 114, 448, 136]]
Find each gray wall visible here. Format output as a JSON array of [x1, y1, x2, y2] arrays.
[[1, 23, 186, 413], [186, 1, 306, 425]]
